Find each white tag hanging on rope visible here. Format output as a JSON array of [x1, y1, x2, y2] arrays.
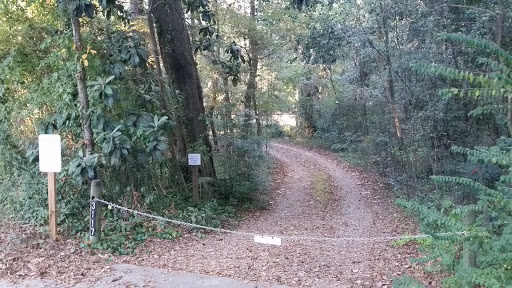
[[254, 235, 282, 246]]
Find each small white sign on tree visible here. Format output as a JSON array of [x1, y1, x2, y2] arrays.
[[188, 153, 201, 204], [38, 134, 62, 173], [188, 153, 201, 166]]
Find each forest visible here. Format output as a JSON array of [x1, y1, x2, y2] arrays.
[[0, 0, 511, 287]]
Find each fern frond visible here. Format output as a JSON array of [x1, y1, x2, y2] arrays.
[[468, 105, 502, 117], [412, 62, 488, 83], [451, 145, 511, 166], [477, 57, 512, 76], [431, 175, 490, 191], [439, 33, 512, 67]]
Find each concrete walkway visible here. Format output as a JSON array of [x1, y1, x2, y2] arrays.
[[0, 264, 290, 288]]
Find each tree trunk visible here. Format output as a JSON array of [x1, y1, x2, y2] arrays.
[[496, 0, 505, 49], [153, 0, 215, 177], [243, 0, 259, 137], [210, 78, 219, 147], [147, 0, 166, 111], [148, 0, 187, 157], [190, 16, 197, 49], [380, 1, 403, 149], [300, 81, 317, 138], [253, 91, 262, 136], [354, 52, 369, 136], [222, 77, 234, 134], [463, 209, 477, 288], [327, 65, 338, 100], [147, 0, 188, 194], [71, 16, 95, 179], [173, 110, 188, 157]]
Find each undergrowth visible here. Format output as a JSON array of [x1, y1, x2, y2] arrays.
[[0, 136, 273, 255]]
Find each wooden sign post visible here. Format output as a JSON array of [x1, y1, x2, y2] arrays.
[[188, 154, 201, 204], [38, 134, 62, 241], [47, 172, 57, 241]]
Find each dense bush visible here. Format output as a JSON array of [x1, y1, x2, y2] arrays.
[[398, 144, 512, 287]]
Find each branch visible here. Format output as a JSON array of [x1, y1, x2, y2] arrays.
[[395, 70, 416, 98], [366, 38, 384, 57]]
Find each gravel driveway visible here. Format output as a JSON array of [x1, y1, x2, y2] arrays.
[[113, 142, 430, 287]]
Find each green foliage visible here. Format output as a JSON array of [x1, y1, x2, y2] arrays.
[[6, 1, 512, 286], [81, 214, 181, 255], [413, 33, 512, 102], [392, 234, 433, 248], [78, 195, 240, 255], [392, 274, 426, 288], [214, 136, 272, 207], [397, 143, 512, 287]]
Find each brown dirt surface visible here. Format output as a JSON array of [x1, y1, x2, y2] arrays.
[[0, 141, 443, 287]]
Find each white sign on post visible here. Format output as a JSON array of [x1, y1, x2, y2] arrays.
[[187, 154, 201, 166], [38, 134, 62, 173]]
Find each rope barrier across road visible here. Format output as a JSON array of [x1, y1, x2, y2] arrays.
[[93, 198, 466, 245]]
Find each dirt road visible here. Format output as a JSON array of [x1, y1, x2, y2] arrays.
[[116, 142, 428, 287], [0, 142, 431, 287]]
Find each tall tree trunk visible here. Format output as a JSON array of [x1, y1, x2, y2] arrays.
[[362, 100, 368, 136], [327, 65, 338, 100], [147, 0, 188, 193], [380, 1, 403, 149], [190, 16, 197, 48], [243, 0, 259, 136], [71, 16, 95, 179], [153, 0, 215, 177], [147, 0, 166, 111], [172, 106, 188, 157], [300, 81, 317, 138], [253, 91, 262, 136], [222, 77, 234, 134], [354, 52, 369, 136], [496, 0, 505, 48], [210, 78, 219, 147], [147, 0, 187, 157]]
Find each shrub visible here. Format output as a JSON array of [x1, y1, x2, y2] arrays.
[[397, 144, 512, 287]]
